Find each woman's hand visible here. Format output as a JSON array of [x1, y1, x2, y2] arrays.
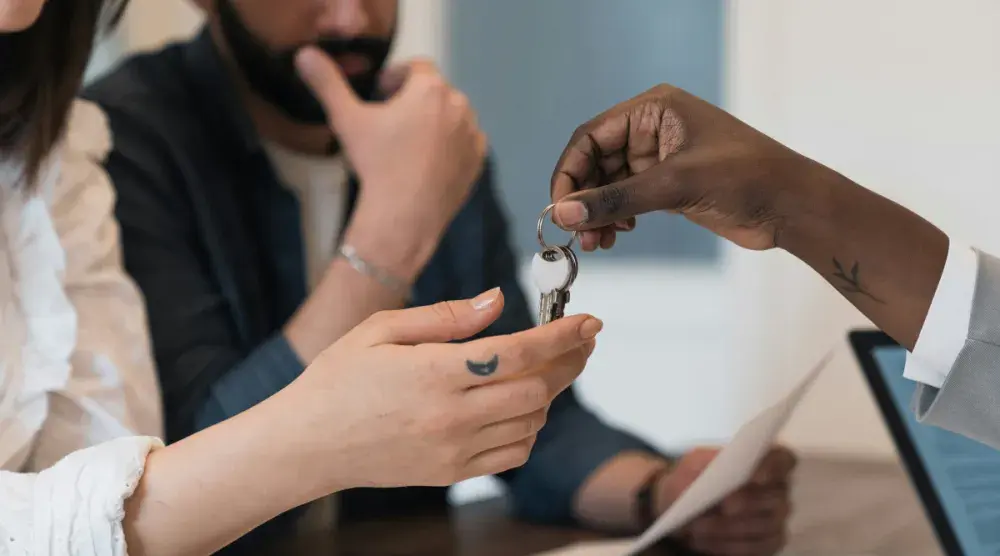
[[289, 287, 603, 491], [123, 289, 601, 556]]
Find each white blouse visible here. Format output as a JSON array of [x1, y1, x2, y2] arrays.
[[0, 101, 164, 555]]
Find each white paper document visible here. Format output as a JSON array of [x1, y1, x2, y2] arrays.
[[537, 351, 832, 556]]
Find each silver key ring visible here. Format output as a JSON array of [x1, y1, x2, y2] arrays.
[[537, 204, 580, 249]]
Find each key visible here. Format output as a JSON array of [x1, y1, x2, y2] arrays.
[[531, 245, 579, 325]]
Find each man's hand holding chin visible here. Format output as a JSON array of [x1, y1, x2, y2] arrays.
[[296, 48, 487, 281]]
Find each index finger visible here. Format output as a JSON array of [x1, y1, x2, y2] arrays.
[[550, 111, 633, 203], [449, 314, 603, 388], [295, 46, 362, 130]]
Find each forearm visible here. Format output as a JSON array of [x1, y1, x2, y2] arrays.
[[125, 384, 335, 556], [572, 452, 671, 532], [778, 161, 949, 350]]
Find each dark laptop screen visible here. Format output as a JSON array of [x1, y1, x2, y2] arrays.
[[870, 344, 1000, 555]]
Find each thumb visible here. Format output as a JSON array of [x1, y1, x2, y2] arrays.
[[355, 288, 505, 346], [552, 160, 688, 231], [295, 46, 362, 131]]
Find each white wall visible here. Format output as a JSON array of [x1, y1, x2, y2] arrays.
[[727, 0, 1000, 458]]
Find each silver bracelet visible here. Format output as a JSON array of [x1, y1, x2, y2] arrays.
[[337, 244, 412, 298]]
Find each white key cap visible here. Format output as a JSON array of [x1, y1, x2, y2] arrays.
[[531, 249, 572, 293]]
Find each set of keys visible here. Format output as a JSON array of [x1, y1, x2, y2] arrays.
[[531, 204, 580, 325]]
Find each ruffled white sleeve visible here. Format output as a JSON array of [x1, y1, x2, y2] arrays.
[[0, 436, 162, 556]]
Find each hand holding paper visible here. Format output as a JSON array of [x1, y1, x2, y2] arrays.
[[657, 446, 795, 555], [538, 351, 832, 556]]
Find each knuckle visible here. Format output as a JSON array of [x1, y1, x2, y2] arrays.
[[651, 83, 676, 99], [365, 309, 394, 328], [511, 438, 534, 467], [412, 57, 440, 73], [424, 406, 462, 437], [430, 301, 461, 327], [504, 340, 534, 371], [635, 101, 664, 134], [592, 184, 632, 218], [450, 91, 470, 109], [410, 73, 443, 94], [569, 123, 590, 145], [528, 410, 548, 434], [421, 70, 446, 90], [515, 378, 550, 409], [357, 310, 396, 340], [436, 453, 465, 486]]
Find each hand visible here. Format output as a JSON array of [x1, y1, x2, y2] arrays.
[[286, 288, 601, 491], [549, 83, 825, 253], [296, 48, 488, 278], [658, 446, 796, 556]]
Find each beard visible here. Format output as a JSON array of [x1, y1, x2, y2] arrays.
[[216, 0, 393, 125]]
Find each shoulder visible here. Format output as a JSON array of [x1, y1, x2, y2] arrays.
[[84, 45, 202, 158], [40, 100, 118, 232], [62, 100, 112, 164], [84, 44, 190, 117], [84, 49, 204, 210]]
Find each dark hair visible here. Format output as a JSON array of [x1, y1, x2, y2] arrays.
[[0, 0, 128, 189]]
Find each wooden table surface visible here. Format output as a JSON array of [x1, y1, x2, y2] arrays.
[[783, 456, 941, 556], [268, 497, 687, 556], [265, 456, 944, 556]]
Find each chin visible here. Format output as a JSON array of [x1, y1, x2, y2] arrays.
[[0, 0, 47, 32]]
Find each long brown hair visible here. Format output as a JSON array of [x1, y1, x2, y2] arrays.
[[0, 0, 128, 188]]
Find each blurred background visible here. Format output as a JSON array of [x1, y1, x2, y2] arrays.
[[86, 0, 1000, 500]]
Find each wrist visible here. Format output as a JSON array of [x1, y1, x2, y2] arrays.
[[651, 460, 684, 517], [344, 204, 438, 280], [772, 155, 856, 257], [263, 380, 354, 498]]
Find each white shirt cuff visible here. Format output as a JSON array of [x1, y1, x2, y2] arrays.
[[1, 436, 162, 556], [903, 240, 977, 388]]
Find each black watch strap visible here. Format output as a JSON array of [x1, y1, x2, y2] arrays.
[[635, 464, 672, 529]]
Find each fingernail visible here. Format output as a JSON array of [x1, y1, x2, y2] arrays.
[[294, 48, 321, 79], [471, 287, 501, 310], [580, 317, 604, 339], [554, 201, 589, 227]]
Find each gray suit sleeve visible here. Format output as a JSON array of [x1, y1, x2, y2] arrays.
[[914, 249, 1000, 448]]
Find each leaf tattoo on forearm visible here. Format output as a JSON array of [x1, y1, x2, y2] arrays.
[[832, 258, 884, 303]]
